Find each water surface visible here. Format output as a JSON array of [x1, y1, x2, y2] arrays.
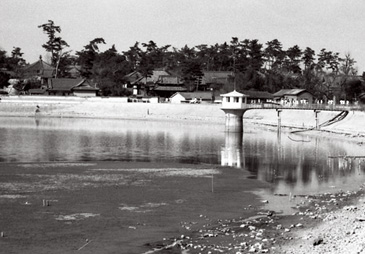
[[1, 116, 365, 252], [1, 116, 364, 196]]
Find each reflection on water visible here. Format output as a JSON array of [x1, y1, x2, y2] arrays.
[[220, 127, 365, 194], [0, 117, 224, 164], [220, 132, 244, 168], [1, 117, 365, 195]]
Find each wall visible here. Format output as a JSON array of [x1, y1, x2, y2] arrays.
[[170, 93, 185, 104], [73, 91, 97, 97]]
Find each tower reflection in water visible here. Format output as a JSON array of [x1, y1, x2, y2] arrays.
[[221, 132, 244, 168], [220, 127, 365, 194]]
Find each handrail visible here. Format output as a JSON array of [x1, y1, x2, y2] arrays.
[[240, 103, 364, 111]]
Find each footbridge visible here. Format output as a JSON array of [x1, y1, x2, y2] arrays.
[[220, 90, 362, 132]]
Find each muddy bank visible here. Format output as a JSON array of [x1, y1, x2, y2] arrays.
[[0, 161, 269, 254]]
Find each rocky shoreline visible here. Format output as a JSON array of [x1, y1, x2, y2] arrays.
[[144, 185, 365, 253]]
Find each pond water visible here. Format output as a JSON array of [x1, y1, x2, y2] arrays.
[[1, 116, 365, 252], [1, 117, 364, 196]]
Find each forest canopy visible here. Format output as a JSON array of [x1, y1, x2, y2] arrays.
[[0, 20, 363, 101]]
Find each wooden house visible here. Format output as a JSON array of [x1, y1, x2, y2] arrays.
[[152, 75, 186, 99], [199, 71, 234, 90], [241, 90, 274, 104], [139, 69, 171, 85], [23, 56, 55, 85], [47, 78, 99, 97], [273, 89, 314, 104]]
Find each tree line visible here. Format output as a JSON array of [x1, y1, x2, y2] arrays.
[[0, 20, 363, 101]]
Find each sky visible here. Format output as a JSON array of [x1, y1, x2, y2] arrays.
[[1, 0, 364, 73]]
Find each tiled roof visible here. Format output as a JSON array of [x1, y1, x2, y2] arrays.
[[124, 71, 144, 84], [153, 85, 187, 92], [157, 75, 183, 85], [241, 90, 273, 99], [23, 59, 55, 78], [273, 89, 309, 97], [48, 78, 98, 91], [49, 78, 83, 91], [139, 70, 170, 84], [202, 71, 233, 84]]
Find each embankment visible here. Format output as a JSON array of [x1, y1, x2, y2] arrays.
[[244, 109, 365, 136], [1, 96, 365, 136]]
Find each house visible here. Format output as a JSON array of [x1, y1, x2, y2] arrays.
[[152, 75, 186, 99], [241, 90, 274, 104], [125, 69, 173, 97], [47, 78, 99, 97], [123, 71, 145, 96], [124, 71, 144, 87], [220, 90, 248, 108], [273, 89, 314, 104], [125, 69, 190, 99], [23, 56, 55, 85], [170, 91, 214, 104], [199, 71, 234, 90], [139, 69, 171, 85]]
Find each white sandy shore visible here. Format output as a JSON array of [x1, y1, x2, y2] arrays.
[[1, 96, 365, 136]]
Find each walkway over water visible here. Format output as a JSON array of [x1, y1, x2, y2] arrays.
[[220, 90, 364, 132], [222, 102, 365, 112]]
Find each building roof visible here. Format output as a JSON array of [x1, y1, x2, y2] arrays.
[[153, 85, 187, 92], [73, 82, 99, 91], [157, 75, 183, 85], [171, 91, 213, 100], [220, 90, 248, 97], [242, 90, 273, 99], [23, 58, 55, 78], [139, 70, 170, 84], [48, 78, 98, 92], [273, 89, 310, 97], [124, 71, 144, 84], [202, 71, 233, 85], [49, 78, 82, 91]]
